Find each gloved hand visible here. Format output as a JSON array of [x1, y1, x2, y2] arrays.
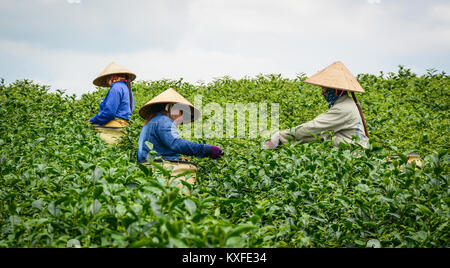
[[210, 145, 224, 159], [267, 140, 277, 150], [266, 132, 280, 150]]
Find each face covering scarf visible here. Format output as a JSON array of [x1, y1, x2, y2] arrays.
[[323, 88, 345, 108], [108, 76, 128, 86]]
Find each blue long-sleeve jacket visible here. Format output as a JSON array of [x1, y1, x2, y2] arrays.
[[137, 113, 212, 163], [90, 81, 135, 125]]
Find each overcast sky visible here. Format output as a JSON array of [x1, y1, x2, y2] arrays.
[[1, 0, 449, 96]]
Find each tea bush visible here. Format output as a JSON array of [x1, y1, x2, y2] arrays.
[[0, 67, 448, 248]]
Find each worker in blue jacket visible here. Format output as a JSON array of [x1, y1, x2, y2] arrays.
[[137, 88, 223, 163], [137, 108, 218, 162], [89, 62, 136, 145], [89, 80, 135, 125], [137, 88, 223, 194]]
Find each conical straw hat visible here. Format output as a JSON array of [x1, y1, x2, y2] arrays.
[[139, 88, 201, 124], [305, 61, 365, 93], [93, 62, 136, 87]]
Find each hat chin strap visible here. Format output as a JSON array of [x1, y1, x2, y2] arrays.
[[350, 92, 369, 138]]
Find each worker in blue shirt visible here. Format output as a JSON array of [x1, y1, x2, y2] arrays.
[[137, 88, 223, 163], [137, 109, 217, 162], [89, 62, 136, 145], [89, 80, 135, 125], [137, 88, 223, 194]]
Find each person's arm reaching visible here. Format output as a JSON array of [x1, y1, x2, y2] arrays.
[[270, 107, 350, 148], [157, 120, 214, 158]]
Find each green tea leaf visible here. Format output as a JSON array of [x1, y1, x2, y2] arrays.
[[90, 200, 102, 215], [184, 199, 197, 215]]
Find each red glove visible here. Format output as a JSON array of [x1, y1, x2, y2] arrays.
[[210, 145, 224, 159], [267, 140, 277, 150]]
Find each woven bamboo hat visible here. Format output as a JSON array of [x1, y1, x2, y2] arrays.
[[93, 62, 136, 87], [305, 61, 365, 93], [139, 88, 201, 124]]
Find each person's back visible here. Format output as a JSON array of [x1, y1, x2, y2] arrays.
[[137, 112, 186, 162], [329, 94, 369, 148], [90, 81, 134, 125]]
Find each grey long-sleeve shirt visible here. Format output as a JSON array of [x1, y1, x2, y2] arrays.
[[271, 94, 369, 148]]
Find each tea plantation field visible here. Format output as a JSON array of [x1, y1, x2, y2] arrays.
[[0, 67, 448, 248]]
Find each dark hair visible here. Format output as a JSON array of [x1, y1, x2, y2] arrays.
[[145, 103, 167, 124], [125, 74, 133, 112]]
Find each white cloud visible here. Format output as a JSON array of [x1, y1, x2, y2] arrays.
[[429, 4, 450, 23], [0, 0, 449, 96], [0, 39, 281, 96], [367, 0, 381, 4]]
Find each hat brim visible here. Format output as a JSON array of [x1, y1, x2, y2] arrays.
[[305, 80, 365, 93], [139, 101, 201, 124], [93, 72, 137, 87], [304, 61, 365, 93]]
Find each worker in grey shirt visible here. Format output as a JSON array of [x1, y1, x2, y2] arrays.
[[268, 61, 369, 149]]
